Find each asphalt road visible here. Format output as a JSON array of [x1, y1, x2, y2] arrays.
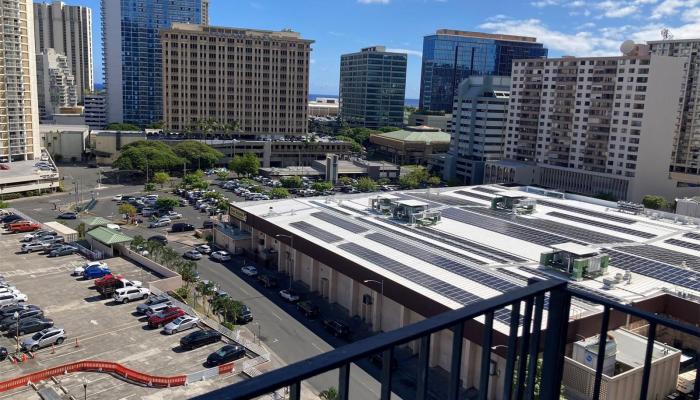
[[10, 181, 387, 398]]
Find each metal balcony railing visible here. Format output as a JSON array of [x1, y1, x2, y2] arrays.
[[192, 279, 700, 400]]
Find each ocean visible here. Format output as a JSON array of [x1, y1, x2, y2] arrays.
[[309, 94, 419, 107]]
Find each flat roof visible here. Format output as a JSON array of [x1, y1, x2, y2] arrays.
[[231, 185, 700, 332], [44, 221, 78, 236], [396, 199, 429, 207], [551, 242, 599, 256]]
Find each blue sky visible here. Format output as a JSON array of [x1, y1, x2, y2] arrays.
[[72, 0, 700, 98]]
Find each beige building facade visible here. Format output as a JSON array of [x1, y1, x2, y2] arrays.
[[36, 48, 77, 120], [161, 23, 313, 137]]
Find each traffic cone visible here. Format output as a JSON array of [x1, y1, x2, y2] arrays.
[[21, 353, 27, 363], [51, 344, 55, 354]]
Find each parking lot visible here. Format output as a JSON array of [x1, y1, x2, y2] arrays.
[[0, 229, 248, 399]]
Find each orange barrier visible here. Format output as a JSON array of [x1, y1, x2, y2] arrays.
[[0, 360, 187, 392], [218, 362, 235, 375]]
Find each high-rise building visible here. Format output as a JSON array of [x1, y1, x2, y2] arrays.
[[0, 0, 41, 163], [84, 93, 106, 130], [102, 0, 207, 126], [33, 1, 93, 102], [36, 49, 77, 121], [445, 76, 510, 185], [419, 30, 547, 113], [339, 46, 407, 129], [648, 39, 700, 186], [160, 23, 313, 136], [488, 43, 698, 201]]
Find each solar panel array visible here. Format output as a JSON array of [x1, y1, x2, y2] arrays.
[[684, 232, 700, 241], [338, 242, 513, 323], [606, 249, 700, 291], [454, 190, 495, 202], [311, 212, 368, 234], [537, 200, 635, 224], [666, 238, 700, 252], [309, 201, 353, 216], [422, 228, 527, 262], [473, 187, 502, 194], [289, 221, 343, 243], [468, 207, 627, 244], [441, 207, 576, 247], [616, 245, 700, 270], [392, 193, 443, 208], [547, 211, 655, 239], [407, 192, 482, 207]]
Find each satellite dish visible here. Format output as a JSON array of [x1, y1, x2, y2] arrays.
[[620, 40, 636, 56]]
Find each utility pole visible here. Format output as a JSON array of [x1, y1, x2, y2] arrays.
[[145, 159, 149, 183]]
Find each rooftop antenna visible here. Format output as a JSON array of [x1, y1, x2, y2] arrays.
[[661, 28, 673, 41]]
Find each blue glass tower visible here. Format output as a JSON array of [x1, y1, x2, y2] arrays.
[[102, 0, 206, 126], [419, 30, 547, 113]]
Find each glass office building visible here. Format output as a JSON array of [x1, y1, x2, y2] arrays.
[[340, 46, 407, 128], [419, 30, 547, 113], [102, 0, 207, 125]]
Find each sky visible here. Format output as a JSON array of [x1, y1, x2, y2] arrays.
[[71, 0, 700, 98]]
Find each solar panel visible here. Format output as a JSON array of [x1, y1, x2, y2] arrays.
[[441, 207, 582, 247], [289, 221, 343, 243], [311, 212, 368, 234], [666, 238, 700, 253], [454, 190, 494, 202], [684, 232, 700, 241], [467, 207, 627, 244], [547, 211, 655, 239], [616, 245, 700, 270], [406, 192, 482, 207], [309, 201, 353, 216], [422, 228, 527, 263], [537, 200, 635, 224], [606, 249, 700, 291], [473, 187, 503, 194], [338, 242, 513, 324]]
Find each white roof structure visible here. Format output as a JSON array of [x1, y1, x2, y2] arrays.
[[234, 185, 700, 332], [395, 199, 428, 207]]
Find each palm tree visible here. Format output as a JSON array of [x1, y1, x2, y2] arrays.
[[130, 235, 145, 251], [319, 387, 339, 400]]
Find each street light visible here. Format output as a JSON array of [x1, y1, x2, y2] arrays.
[[275, 234, 294, 290], [363, 279, 384, 332], [13, 311, 19, 354], [83, 378, 88, 400]]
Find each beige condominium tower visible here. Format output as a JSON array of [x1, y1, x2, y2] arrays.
[[161, 23, 313, 137]]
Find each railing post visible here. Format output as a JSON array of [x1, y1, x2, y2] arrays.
[[515, 296, 534, 399], [478, 312, 494, 400], [539, 283, 570, 400], [289, 382, 301, 400], [693, 356, 700, 400], [338, 364, 350, 400], [380, 347, 394, 400], [503, 301, 521, 400], [592, 306, 610, 400], [447, 322, 464, 400], [525, 294, 545, 400], [416, 335, 431, 400], [639, 322, 657, 400]]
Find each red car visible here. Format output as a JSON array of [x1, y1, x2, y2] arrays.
[[9, 221, 40, 233], [147, 307, 185, 328], [94, 274, 124, 288]]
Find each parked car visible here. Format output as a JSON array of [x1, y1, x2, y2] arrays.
[[183, 250, 202, 260], [210, 251, 231, 262], [202, 221, 215, 229], [0, 308, 43, 331], [279, 289, 300, 303], [144, 301, 174, 317], [48, 245, 78, 257], [163, 315, 199, 334], [171, 223, 195, 233], [105, 223, 121, 231], [21, 328, 65, 352], [141, 208, 156, 217], [195, 244, 211, 254], [1, 215, 23, 225], [113, 287, 150, 304], [94, 274, 124, 288], [56, 212, 77, 220], [149, 219, 171, 228], [297, 300, 320, 318], [21, 230, 56, 242], [21, 242, 45, 253], [147, 235, 168, 245], [112, 194, 123, 201], [241, 265, 258, 277], [257, 274, 278, 288], [323, 319, 351, 339], [73, 261, 106, 276], [0, 293, 26, 308], [180, 329, 222, 350], [148, 307, 185, 328], [7, 318, 53, 337], [0, 304, 39, 319], [236, 304, 253, 323], [9, 221, 40, 233], [82, 264, 110, 279], [205, 344, 246, 367], [165, 211, 183, 219]]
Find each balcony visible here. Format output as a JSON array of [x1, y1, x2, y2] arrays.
[[192, 280, 700, 400]]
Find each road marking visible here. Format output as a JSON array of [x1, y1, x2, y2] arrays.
[[311, 342, 324, 352], [239, 286, 250, 296], [271, 338, 279, 344], [270, 311, 282, 321]]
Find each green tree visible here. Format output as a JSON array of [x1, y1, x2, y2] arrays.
[[312, 181, 333, 192], [173, 140, 223, 169], [335, 135, 362, 153], [216, 170, 229, 181], [642, 195, 667, 210], [145, 239, 164, 260], [0, 200, 8, 209], [130, 235, 146, 251], [177, 261, 199, 289], [319, 387, 339, 400], [152, 171, 170, 188], [76, 222, 86, 239], [204, 191, 223, 201], [427, 176, 442, 187], [144, 182, 156, 191], [118, 203, 137, 219], [221, 298, 245, 324], [155, 197, 179, 210], [113, 141, 185, 172], [146, 121, 164, 129], [355, 177, 378, 192], [338, 176, 353, 186], [182, 170, 209, 189], [280, 175, 302, 188], [196, 280, 216, 312], [228, 153, 260, 177], [269, 187, 290, 199], [106, 122, 141, 131], [377, 177, 390, 185], [399, 175, 419, 189], [379, 126, 401, 133]]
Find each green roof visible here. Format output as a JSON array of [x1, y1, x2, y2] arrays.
[[375, 129, 451, 143], [87, 226, 133, 245], [81, 216, 112, 227]]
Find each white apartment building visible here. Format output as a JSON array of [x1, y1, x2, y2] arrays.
[[445, 76, 510, 185], [494, 43, 697, 201], [33, 0, 93, 102], [36, 48, 77, 120]]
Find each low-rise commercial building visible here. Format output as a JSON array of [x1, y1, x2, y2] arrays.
[[91, 130, 146, 165], [407, 112, 452, 131], [308, 98, 339, 117], [370, 126, 450, 164], [40, 124, 89, 162]]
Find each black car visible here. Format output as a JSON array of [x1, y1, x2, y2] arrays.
[[205, 344, 246, 366], [0, 347, 7, 361], [227, 304, 253, 324], [180, 329, 222, 350], [0, 304, 38, 319], [49, 245, 77, 257], [0, 309, 43, 331], [136, 294, 171, 314], [57, 212, 77, 220], [7, 318, 53, 337], [297, 301, 320, 318], [202, 221, 214, 229], [1, 215, 23, 226], [323, 319, 350, 339], [171, 223, 195, 233], [42, 243, 65, 255], [147, 235, 168, 245]]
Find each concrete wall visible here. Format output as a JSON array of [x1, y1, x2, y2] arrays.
[[118, 246, 183, 292]]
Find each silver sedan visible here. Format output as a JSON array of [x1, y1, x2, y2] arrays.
[[163, 315, 199, 334]]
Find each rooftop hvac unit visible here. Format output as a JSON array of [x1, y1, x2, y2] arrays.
[[603, 278, 617, 290]]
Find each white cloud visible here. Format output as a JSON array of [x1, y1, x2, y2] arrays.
[[650, 0, 700, 19], [531, 0, 559, 7], [595, 1, 639, 17], [357, 0, 390, 3], [386, 48, 423, 57]]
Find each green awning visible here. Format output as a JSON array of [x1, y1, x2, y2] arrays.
[[81, 216, 112, 227], [87, 226, 133, 245]]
